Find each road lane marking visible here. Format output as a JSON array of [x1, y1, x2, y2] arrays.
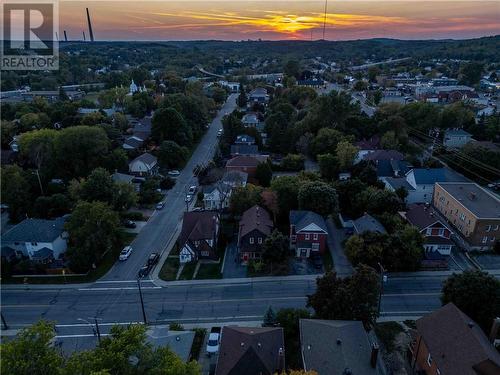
[[382, 293, 440, 297], [2, 304, 51, 308], [94, 280, 154, 284], [78, 286, 161, 291]]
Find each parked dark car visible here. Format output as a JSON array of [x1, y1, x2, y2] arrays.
[[147, 252, 160, 266], [138, 265, 151, 278], [123, 220, 136, 229]]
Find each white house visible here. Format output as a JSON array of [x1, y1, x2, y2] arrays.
[[443, 129, 472, 148], [129, 153, 158, 176], [384, 168, 469, 204], [218, 80, 240, 93], [1, 217, 68, 262], [203, 184, 232, 210]]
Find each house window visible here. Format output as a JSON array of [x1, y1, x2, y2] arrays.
[[250, 237, 254, 244], [494, 225, 499, 231], [486, 225, 491, 232], [482, 236, 488, 244], [305, 234, 310, 240], [258, 237, 262, 244], [438, 229, 444, 236], [201, 251, 209, 257], [459, 213, 466, 221], [426, 228, 432, 236], [427, 353, 433, 367], [31, 242, 37, 246], [313, 233, 318, 240]]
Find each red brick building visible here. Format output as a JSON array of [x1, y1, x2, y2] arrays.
[[289, 210, 328, 257]]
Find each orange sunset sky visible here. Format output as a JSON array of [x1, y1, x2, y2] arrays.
[[59, 1, 500, 41]]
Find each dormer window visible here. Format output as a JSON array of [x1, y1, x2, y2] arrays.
[[250, 237, 254, 244]]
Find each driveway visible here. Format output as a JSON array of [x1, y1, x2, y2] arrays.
[[100, 94, 238, 282], [326, 218, 354, 277], [222, 241, 247, 279]]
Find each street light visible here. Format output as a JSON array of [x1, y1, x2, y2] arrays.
[[32, 169, 44, 195], [377, 262, 387, 317]]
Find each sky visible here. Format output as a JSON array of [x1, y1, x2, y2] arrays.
[[58, 1, 500, 41]]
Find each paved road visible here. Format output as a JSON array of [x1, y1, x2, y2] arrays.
[[101, 94, 238, 282], [1, 274, 448, 334]]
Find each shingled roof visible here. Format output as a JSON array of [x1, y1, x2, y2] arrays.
[[215, 326, 285, 375], [2, 217, 67, 243], [416, 303, 500, 375], [289, 210, 328, 233], [178, 211, 218, 245], [239, 205, 273, 238], [405, 203, 444, 231]]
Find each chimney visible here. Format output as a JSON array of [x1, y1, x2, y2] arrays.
[[489, 317, 500, 343], [86, 8, 95, 42], [469, 192, 476, 200], [370, 342, 379, 368]]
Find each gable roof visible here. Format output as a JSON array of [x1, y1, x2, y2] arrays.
[[226, 155, 268, 168], [376, 159, 410, 177], [444, 128, 472, 137], [178, 211, 218, 245], [215, 326, 284, 375], [355, 136, 380, 150], [404, 203, 448, 231], [239, 205, 273, 238], [300, 319, 380, 375], [416, 303, 500, 375], [111, 172, 135, 184], [235, 134, 256, 144], [409, 168, 468, 185], [242, 114, 259, 123], [230, 144, 259, 156], [223, 171, 248, 185], [130, 152, 157, 167], [364, 149, 404, 161], [2, 217, 67, 243], [353, 214, 386, 234], [289, 210, 328, 233]]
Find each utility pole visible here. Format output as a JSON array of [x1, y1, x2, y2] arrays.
[[137, 279, 148, 324], [377, 262, 386, 317], [1, 313, 8, 330], [94, 317, 101, 343], [322, 0, 328, 40]]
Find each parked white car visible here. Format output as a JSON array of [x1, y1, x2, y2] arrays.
[[206, 327, 221, 357], [119, 246, 133, 261], [188, 185, 197, 195], [167, 170, 180, 177]]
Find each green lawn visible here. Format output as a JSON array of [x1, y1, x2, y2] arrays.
[[158, 257, 180, 281], [195, 263, 222, 279], [178, 261, 197, 280]]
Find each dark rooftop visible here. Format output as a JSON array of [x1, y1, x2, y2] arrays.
[[2, 217, 67, 243]]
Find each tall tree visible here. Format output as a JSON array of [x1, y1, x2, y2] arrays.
[[441, 270, 500, 332], [307, 266, 380, 326], [256, 161, 273, 187], [65, 201, 120, 272], [335, 141, 358, 170], [151, 107, 192, 146], [1, 165, 32, 222], [0, 321, 62, 375], [298, 181, 338, 217]]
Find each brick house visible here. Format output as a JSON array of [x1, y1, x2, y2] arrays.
[[289, 210, 328, 257], [225, 155, 268, 181], [402, 203, 454, 265], [237, 205, 273, 264], [410, 303, 500, 375]]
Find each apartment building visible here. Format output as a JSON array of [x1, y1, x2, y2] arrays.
[[433, 182, 500, 251]]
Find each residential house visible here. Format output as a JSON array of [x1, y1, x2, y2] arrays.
[[248, 88, 269, 104], [215, 326, 285, 375], [237, 205, 273, 263], [226, 155, 268, 181], [129, 153, 158, 177], [410, 303, 500, 375], [203, 183, 232, 211], [222, 171, 248, 188], [111, 172, 141, 191], [297, 78, 325, 87], [353, 214, 387, 235], [384, 168, 469, 204], [230, 144, 259, 157], [234, 134, 256, 145], [443, 129, 472, 148], [241, 113, 260, 128], [433, 182, 500, 251], [374, 159, 410, 179], [1, 217, 68, 262], [355, 136, 380, 162], [363, 149, 404, 162], [178, 211, 219, 263], [218, 80, 240, 93], [122, 135, 145, 150], [300, 319, 382, 375], [402, 204, 454, 266], [289, 210, 328, 257]]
